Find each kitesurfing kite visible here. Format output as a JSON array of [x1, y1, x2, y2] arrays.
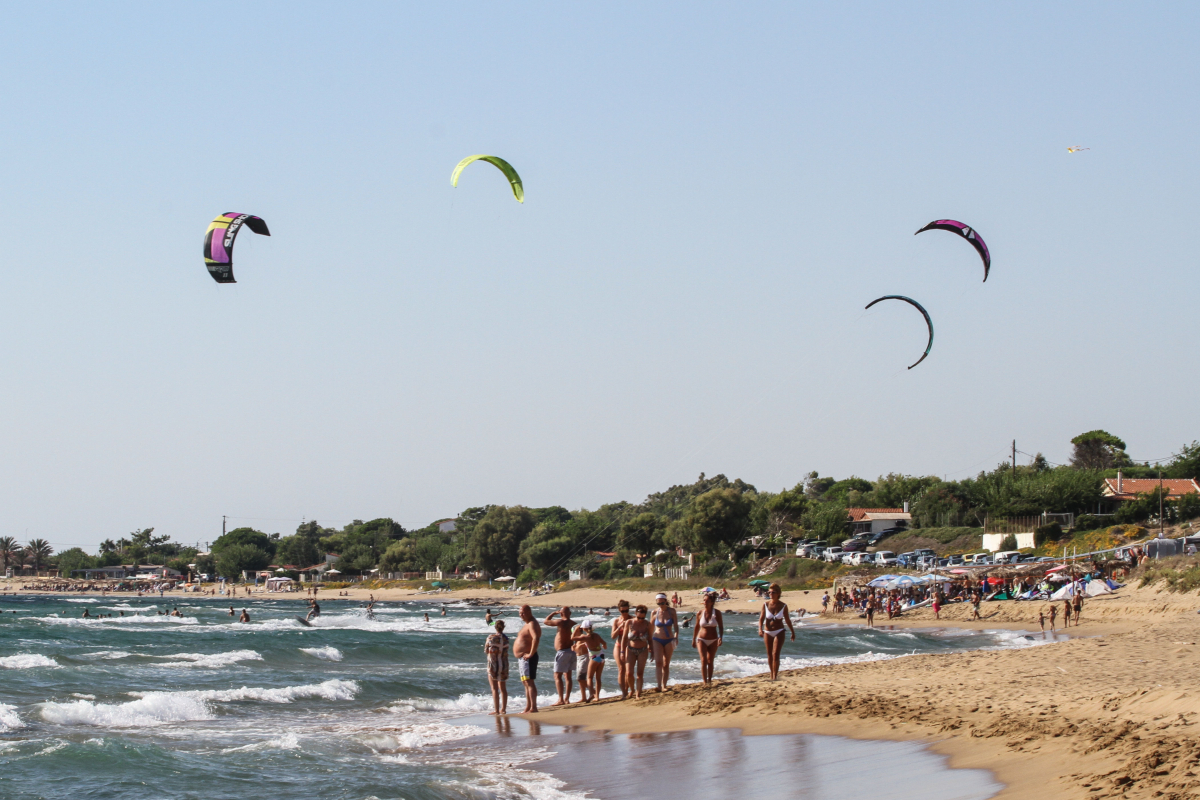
[[1067, 146, 1090, 153], [865, 295, 934, 370], [202, 213, 270, 284], [915, 219, 990, 282], [451, 155, 524, 203]]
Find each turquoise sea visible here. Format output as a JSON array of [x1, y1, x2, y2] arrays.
[[0, 595, 1041, 799]]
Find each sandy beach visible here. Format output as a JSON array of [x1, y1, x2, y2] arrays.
[[519, 582, 1200, 800]]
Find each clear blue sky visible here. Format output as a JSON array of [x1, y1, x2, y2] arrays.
[[1, 2, 1196, 551]]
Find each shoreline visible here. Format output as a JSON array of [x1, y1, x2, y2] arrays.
[[525, 582, 1200, 800]]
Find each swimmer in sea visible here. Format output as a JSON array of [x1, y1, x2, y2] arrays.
[[239, 608, 250, 623], [228, 606, 235, 616]]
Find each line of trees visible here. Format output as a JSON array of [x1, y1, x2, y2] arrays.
[[14, 431, 1200, 583]]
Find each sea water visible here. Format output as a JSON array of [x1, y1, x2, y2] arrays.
[[0, 595, 1039, 799]]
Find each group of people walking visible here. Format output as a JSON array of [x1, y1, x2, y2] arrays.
[[483, 583, 798, 715]]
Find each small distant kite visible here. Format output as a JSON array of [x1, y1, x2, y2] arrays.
[[915, 219, 991, 282], [451, 155, 524, 203], [202, 213, 270, 284], [1067, 146, 1090, 153], [865, 295, 934, 370]]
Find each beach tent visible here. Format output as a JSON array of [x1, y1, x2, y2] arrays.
[[1050, 581, 1084, 600], [1085, 580, 1114, 597], [868, 575, 901, 587]]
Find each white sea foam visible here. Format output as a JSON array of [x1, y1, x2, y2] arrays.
[[238, 613, 490, 635], [38, 615, 198, 627], [64, 598, 99, 604], [359, 722, 486, 751], [300, 646, 343, 661], [0, 653, 57, 669], [155, 650, 263, 668], [71, 694, 96, 700], [81, 650, 133, 660], [41, 679, 359, 727], [221, 732, 302, 753], [0, 704, 24, 732], [388, 688, 616, 716]]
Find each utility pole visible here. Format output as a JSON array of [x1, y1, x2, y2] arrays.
[[1159, 468, 1165, 539], [1012, 440, 1017, 478], [222, 516, 227, 537]]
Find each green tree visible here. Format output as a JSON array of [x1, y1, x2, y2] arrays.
[[467, 506, 535, 576], [517, 522, 576, 575], [215, 544, 271, 580], [760, 484, 809, 538], [669, 488, 753, 556], [275, 534, 320, 568], [211, 528, 276, 558], [24, 539, 53, 572], [1167, 441, 1200, 480], [618, 513, 666, 555], [379, 539, 418, 573], [800, 500, 851, 542], [1070, 430, 1131, 470], [822, 477, 873, 504], [55, 547, 94, 577], [0, 537, 18, 571]]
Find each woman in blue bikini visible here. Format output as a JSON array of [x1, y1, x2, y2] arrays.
[[757, 582, 795, 680], [650, 592, 678, 692]]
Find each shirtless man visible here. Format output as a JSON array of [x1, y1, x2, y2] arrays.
[[239, 608, 250, 623], [543, 607, 578, 705], [512, 605, 541, 714], [306, 599, 321, 622], [610, 600, 632, 699]]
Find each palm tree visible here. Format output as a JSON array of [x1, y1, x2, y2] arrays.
[[0, 537, 17, 571], [25, 539, 53, 573]]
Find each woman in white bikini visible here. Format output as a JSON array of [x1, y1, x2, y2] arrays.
[[650, 592, 678, 692], [621, 604, 652, 699], [757, 582, 794, 680], [691, 591, 723, 685]]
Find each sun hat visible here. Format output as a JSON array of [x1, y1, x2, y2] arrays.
[[581, 619, 592, 629]]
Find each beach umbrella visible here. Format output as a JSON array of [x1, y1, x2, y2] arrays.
[[325, 569, 341, 575], [748, 579, 770, 586], [431, 581, 448, 588], [494, 576, 515, 582]]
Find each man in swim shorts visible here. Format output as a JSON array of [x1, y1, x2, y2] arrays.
[[512, 604, 541, 713], [543, 606, 578, 705]]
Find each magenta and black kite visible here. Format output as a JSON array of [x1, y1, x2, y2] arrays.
[[915, 220, 990, 282], [202, 212, 270, 284]]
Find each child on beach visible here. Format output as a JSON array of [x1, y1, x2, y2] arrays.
[[572, 620, 607, 702], [932, 591, 941, 620], [1048, 603, 1057, 632], [1039, 611, 1045, 632], [1062, 599, 1072, 628], [484, 620, 510, 715]]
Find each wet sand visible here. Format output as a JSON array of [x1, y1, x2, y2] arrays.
[[533, 583, 1200, 800]]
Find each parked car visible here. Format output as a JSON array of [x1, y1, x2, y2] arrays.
[[916, 554, 938, 569], [822, 547, 845, 563], [869, 527, 905, 543], [874, 551, 898, 566], [944, 554, 964, 566], [896, 552, 917, 568], [841, 539, 868, 553], [798, 541, 828, 558], [993, 550, 1022, 564], [963, 553, 990, 564], [849, 551, 875, 566], [913, 548, 936, 560]]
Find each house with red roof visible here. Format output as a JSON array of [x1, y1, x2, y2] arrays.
[[1102, 472, 1200, 502], [847, 507, 911, 535]]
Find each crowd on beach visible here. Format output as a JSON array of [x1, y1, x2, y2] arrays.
[[481, 585, 797, 715], [825, 570, 1106, 628]]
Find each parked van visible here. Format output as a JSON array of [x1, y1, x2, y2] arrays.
[[963, 553, 991, 564], [993, 550, 1022, 564]]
